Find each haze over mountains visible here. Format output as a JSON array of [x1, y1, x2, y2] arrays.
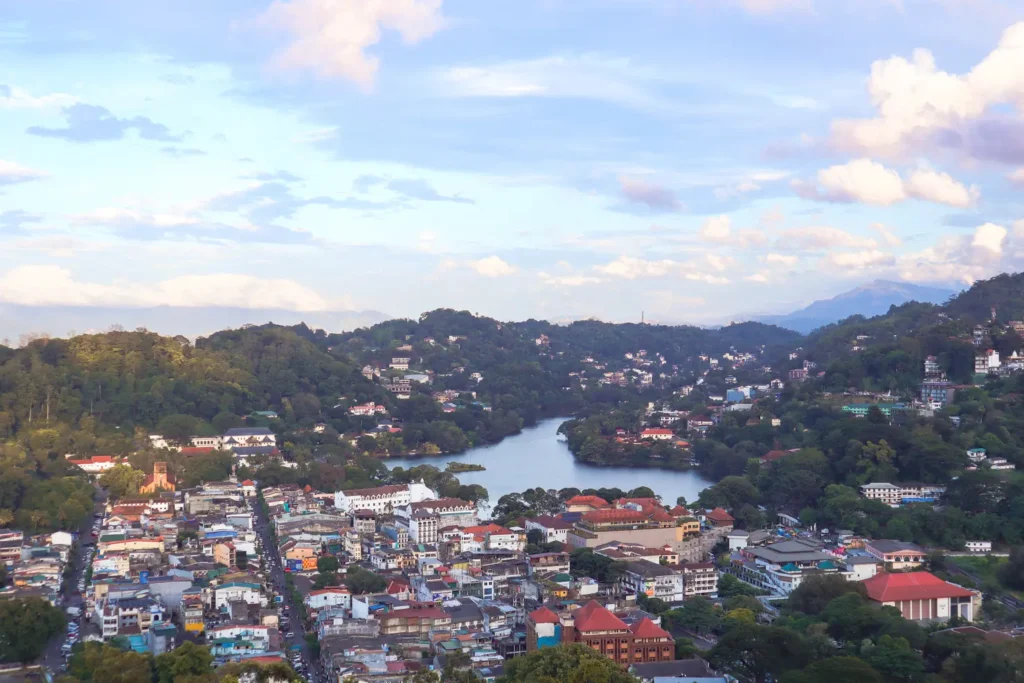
[[0, 280, 959, 343], [753, 280, 957, 334]]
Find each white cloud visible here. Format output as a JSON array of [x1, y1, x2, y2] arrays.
[[290, 126, 339, 143], [972, 222, 1007, 256], [259, 0, 445, 88], [764, 253, 798, 267], [823, 249, 895, 270], [1010, 168, 1024, 186], [831, 22, 1024, 157], [0, 160, 49, 185], [744, 271, 770, 283], [594, 254, 730, 284], [0, 266, 334, 311], [699, 215, 732, 242], [538, 272, 602, 287], [469, 255, 516, 277], [871, 223, 903, 247], [0, 85, 76, 110], [74, 207, 200, 228], [778, 226, 878, 251], [793, 159, 976, 207], [897, 222, 1010, 284]]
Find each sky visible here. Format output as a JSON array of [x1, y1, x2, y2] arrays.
[[2, 0, 1024, 327]]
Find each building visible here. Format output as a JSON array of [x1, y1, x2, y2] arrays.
[[621, 561, 685, 603], [304, 587, 352, 613], [526, 601, 675, 666], [729, 538, 851, 595], [975, 350, 1001, 374], [863, 572, 975, 622], [406, 498, 478, 528], [859, 482, 946, 507], [66, 455, 122, 474], [139, 462, 175, 494], [348, 402, 387, 417], [841, 403, 907, 419], [865, 540, 928, 570], [705, 508, 734, 530], [222, 427, 277, 450], [564, 495, 611, 513], [921, 380, 956, 407], [525, 516, 575, 544], [639, 428, 674, 441], [334, 482, 435, 514], [566, 508, 683, 550], [678, 562, 718, 598], [966, 541, 993, 553]]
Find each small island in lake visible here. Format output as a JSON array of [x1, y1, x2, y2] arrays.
[[445, 462, 486, 473]]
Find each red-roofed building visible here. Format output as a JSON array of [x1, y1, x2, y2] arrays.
[[67, 455, 122, 474], [526, 600, 675, 665], [565, 495, 611, 513], [705, 508, 734, 529], [179, 447, 216, 457], [863, 571, 976, 622], [640, 428, 674, 441], [759, 450, 792, 465]]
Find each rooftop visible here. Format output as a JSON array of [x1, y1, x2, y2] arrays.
[[863, 571, 974, 602]]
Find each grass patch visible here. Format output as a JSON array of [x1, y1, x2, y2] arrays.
[[949, 556, 1023, 599]]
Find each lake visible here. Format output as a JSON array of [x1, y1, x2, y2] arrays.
[[384, 417, 713, 505]]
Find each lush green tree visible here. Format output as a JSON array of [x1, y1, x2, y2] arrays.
[[156, 413, 200, 445], [66, 642, 154, 683], [98, 464, 145, 499], [861, 635, 925, 682], [0, 597, 65, 663], [500, 643, 639, 683], [998, 546, 1024, 590], [317, 556, 340, 573], [709, 624, 813, 683], [344, 566, 387, 594], [780, 656, 885, 683], [154, 641, 214, 683], [787, 573, 867, 616], [664, 597, 721, 635]]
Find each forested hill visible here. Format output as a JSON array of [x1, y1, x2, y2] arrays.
[[785, 272, 1024, 392]]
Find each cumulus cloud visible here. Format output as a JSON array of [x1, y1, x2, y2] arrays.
[[777, 226, 878, 251], [1010, 168, 1024, 186], [594, 254, 730, 284], [27, 104, 181, 143], [0, 84, 76, 110], [831, 22, 1024, 159], [0, 266, 333, 311], [871, 223, 903, 247], [897, 222, 1011, 284], [538, 272, 602, 287], [618, 176, 684, 213], [764, 253, 798, 267], [259, 0, 445, 88], [823, 249, 896, 270], [0, 160, 48, 186], [793, 159, 976, 207], [699, 215, 732, 242], [469, 255, 516, 277]]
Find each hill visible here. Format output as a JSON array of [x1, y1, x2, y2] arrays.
[[757, 279, 956, 334]]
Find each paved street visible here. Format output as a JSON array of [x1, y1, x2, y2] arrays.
[[251, 496, 327, 683], [42, 487, 106, 675]]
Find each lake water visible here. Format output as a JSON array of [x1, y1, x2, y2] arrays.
[[384, 417, 713, 505]]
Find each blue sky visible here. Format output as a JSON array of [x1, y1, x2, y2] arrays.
[[2, 0, 1024, 325]]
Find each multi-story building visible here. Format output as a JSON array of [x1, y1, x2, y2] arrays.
[[841, 403, 908, 419], [378, 605, 452, 635], [865, 540, 928, 570], [921, 380, 956, 407], [566, 509, 685, 550], [208, 623, 273, 658], [222, 427, 277, 450], [334, 483, 435, 514], [729, 539, 854, 596], [0, 530, 24, 566], [526, 601, 675, 666], [181, 592, 205, 633], [621, 561, 685, 603], [678, 562, 718, 598], [408, 510, 439, 544], [66, 455, 123, 474], [211, 581, 264, 609], [406, 498, 478, 528], [304, 587, 352, 614], [348, 402, 388, 417], [859, 482, 946, 507], [525, 516, 575, 544]]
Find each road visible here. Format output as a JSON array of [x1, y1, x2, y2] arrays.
[[251, 496, 327, 683], [43, 487, 107, 675]]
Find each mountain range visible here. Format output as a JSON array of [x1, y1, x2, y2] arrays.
[[753, 280, 957, 334]]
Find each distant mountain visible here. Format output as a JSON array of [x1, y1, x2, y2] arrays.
[[755, 280, 957, 334], [0, 304, 390, 343]]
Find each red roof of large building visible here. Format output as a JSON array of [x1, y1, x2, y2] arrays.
[[180, 447, 216, 456], [573, 600, 629, 633], [529, 606, 560, 624], [706, 507, 734, 523], [640, 428, 674, 436], [759, 450, 791, 464], [863, 571, 974, 602], [581, 509, 648, 524], [614, 497, 661, 509], [629, 617, 671, 639], [565, 495, 610, 509], [463, 523, 514, 535]]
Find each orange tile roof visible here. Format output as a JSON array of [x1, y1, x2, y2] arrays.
[[863, 571, 974, 602], [706, 507, 734, 523], [529, 606, 560, 624], [573, 600, 629, 633], [629, 617, 671, 639], [581, 509, 648, 524], [565, 495, 610, 508]]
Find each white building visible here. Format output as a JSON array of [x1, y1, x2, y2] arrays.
[[966, 541, 993, 553], [349, 402, 387, 417], [190, 436, 223, 448], [390, 357, 410, 371], [334, 482, 436, 514], [304, 587, 351, 613], [212, 582, 265, 609], [66, 455, 122, 474], [621, 560, 685, 603], [860, 482, 946, 507]]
